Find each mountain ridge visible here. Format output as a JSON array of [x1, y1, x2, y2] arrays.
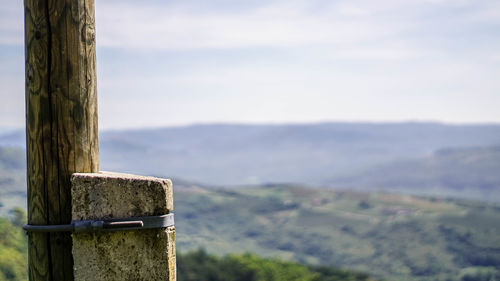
[[2, 122, 500, 201]]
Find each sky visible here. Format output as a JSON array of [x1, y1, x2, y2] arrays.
[[1, 0, 499, 129]]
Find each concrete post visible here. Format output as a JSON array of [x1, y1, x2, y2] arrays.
[[70, 172, 176, 281]]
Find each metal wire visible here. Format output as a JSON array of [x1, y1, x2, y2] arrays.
[[23, 213, 174, 233]]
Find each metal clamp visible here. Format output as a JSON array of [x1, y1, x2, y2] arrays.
[[23, 213, 174, 233]]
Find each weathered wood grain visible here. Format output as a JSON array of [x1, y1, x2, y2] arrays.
[[24, 0, 98, 280]]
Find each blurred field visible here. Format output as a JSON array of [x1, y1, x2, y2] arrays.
[[174, 184, 500, 281]]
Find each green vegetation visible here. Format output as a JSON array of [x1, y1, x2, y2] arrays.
[[174, 185, 500, 281], [0, 210, 378, 281], [0, 208, 27, 281], [1, 184, 500, 281], [178, 248, 378, 281]]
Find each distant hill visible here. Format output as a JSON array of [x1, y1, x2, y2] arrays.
[[2, 122, 500, 201], [100, 123, 500, 188], [0, 146, 26, 215], [326, 146, 500, 202]]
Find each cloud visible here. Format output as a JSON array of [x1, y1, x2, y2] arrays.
[[4, 0, 499, 60], [91, 0, 500, 63], [1, 0, 499, 129], [94, 0, 415, 50]]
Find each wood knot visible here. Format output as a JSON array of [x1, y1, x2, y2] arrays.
[[81, 24, 96, 45]]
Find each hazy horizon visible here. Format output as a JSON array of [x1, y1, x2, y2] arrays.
[[2, 119, 500, 133], [1, 0, 500, 129]]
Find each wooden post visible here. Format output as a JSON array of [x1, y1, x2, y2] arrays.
[[24, 0, 98, 280]]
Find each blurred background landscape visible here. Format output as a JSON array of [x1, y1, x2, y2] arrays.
[[1, 123, 500, 281], [1, 0, 500, 280]]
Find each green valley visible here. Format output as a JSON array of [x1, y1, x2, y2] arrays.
[[174, 184, 500, 281], [1, 179, 499, 281]]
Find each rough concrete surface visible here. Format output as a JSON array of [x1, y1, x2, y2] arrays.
[[71, 172, 175, 281]]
